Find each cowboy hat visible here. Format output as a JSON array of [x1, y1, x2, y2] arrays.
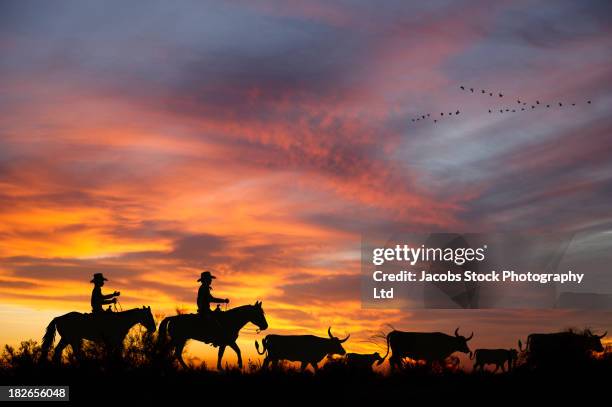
[[90, 273, 108, 283], [197, 271, 216, 282]]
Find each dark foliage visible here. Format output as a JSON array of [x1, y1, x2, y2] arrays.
[[1, 327, 610, 404]]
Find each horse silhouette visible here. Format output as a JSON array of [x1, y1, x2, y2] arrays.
[[158, 301, 267, 370], [41, 306, 156, 363]]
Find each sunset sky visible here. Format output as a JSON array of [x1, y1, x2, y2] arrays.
[[1, 0, 611, 365]]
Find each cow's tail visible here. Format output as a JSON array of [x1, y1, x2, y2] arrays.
[[379, 332, 392, 362], [158, 317, 172, 342], [41, 317, 58, 360], [255, 337, 267, 355], [518, 337, 528, 352]]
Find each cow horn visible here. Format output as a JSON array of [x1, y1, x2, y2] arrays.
[[466, 332, 474, 341], [339, 333, 350, 343], [597, 331, 607, 339], [328, 326, 333, 338], [454, 327, 460, 337]]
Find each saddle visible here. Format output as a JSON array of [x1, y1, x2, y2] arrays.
[[192, 311, 225, 346], [86, 310, 117, 323]]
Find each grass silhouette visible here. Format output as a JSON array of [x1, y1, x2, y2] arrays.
[[1, 327, 610, 403]]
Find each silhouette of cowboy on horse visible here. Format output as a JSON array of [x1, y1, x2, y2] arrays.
[[158, 269, 268, 370], [90, 273, 121, 313], [40, 273, 156, 363]]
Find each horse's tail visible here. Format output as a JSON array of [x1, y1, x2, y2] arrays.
[[158, 317, 173, 342], [41, 317, 58, 360], [255, 336, 267, 355]]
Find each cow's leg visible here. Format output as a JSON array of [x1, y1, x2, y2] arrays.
[[228, 342, 242, 369], [262, 356, 271, 370], [493, 363, 500, 373], [217, 345, 226, 370], [389, 355, 400, 371], [175, 340, 188, 369], [71, 340, 83, 361], [300, 361, 308, 372], [310, 361, 319, 373], [53, 338, 68, 364]]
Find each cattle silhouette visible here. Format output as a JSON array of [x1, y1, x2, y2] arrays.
[[159, 301, 267, 370], [344, 352, 385, 371], [382, 327, 473, 370], [40, 306, 156, 363], [255, 327, 349, 372], [519, 329, 606, 368], [470, 348, 518, 372]]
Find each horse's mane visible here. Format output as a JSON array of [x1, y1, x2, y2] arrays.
[[118, 307, 147, 314], [224, 304, 255, 314]]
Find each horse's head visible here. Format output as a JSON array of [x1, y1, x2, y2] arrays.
[[138, 306, 157, 333], [250, 301, 268, 331]]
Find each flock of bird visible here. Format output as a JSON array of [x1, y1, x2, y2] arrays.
[[410, 85, 593, 124]]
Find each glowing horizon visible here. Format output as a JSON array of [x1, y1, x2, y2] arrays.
[[1, 0, 611, 365]]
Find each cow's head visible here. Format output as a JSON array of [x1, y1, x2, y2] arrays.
[[586, 330, 607, 352], [327, 327, 349, 356], [454, 327, 474, 353], [373, 352, 385, 366]]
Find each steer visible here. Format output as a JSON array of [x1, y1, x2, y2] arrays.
[[470, 348, 518, 372], [255, 327, 349, 371], [382, 327, 474, 370], [519, 330, 606, 368], [344, 352, 385, 370]]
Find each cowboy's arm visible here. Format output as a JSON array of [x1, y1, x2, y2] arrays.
[[100, 298, 115, 305], [209, 294, 229, 303], [101, 292, 119, 300]]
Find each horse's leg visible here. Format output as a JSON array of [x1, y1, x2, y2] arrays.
[[53, 338, 68, 364], [175, 340, 188, 369], [217, 345, 226, 370], [111, 343, 123, 366], [228, 342, 242, 369]]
